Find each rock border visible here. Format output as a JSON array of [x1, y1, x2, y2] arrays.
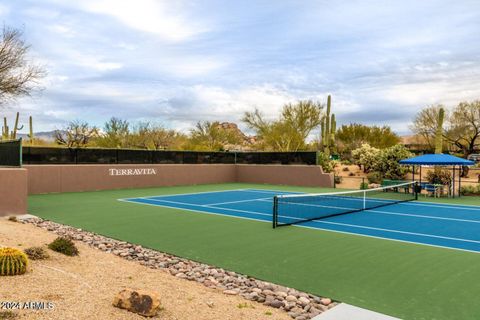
[[22, 217, 336, 320]]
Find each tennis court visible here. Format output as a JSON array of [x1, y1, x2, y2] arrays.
[[28, 183, 480, 320], [121, 186, 480, 253]]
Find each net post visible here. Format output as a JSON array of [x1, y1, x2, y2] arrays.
[[362, 190, 366, 210], [272, 196, 278, 229]]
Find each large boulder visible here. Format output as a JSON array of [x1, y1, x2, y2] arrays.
[[113, 288, 161, 317]]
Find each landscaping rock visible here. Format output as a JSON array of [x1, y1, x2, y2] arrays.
[[223, 289, 239, 295], [113, 288, 161, 317], [298, 296, 310, 306]]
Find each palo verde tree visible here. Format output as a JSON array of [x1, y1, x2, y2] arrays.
[[187, 121, 242, 151], [94, 117, 130, 148], [243, 100, 323, 151], [0, 26, 45, 105], [411, 104, 444, 151], [336, 123, 400, 152]]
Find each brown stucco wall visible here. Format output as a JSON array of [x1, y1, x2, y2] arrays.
[[2, 164, 332, 213], [236, 164, 333, 187], [25, 164, 237, 194], [25, 164, 333, 195], [0, 168, 28, 216]]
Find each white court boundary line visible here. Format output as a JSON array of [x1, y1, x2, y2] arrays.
[[122, 188, 480, 212], [121, 198, 480, 244], [118, 198, 480, 254], [120, 188, 293, 201], [400, 201, 480, 211]]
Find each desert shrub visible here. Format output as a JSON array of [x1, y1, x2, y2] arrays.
[[24, 247, 49, 260], [341, 159, 352, 165], [48, 237, 79, 256], [0, 248, 28, 276], [426, 169, 452, 185], [375, 144, 413, 180], [317, 152, 334, 173], [342, 167, 349, 172], [360, 182, 369, 189], [334, 175, 343, 184], [460, 185, 480, 195], [348, 172, 355, 176], [351, 144, 380, 173], [7, 216, 17, 222], [367, 171, 383, 184]]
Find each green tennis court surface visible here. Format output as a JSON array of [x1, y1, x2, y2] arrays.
[[28, 183, 480, 320]]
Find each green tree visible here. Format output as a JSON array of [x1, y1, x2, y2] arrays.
[[243, 100, 323, 151], [126, 122, 151, 149], [336, 123, 400, 152], [150, 127, 185, 150], [411, 105, 445, 152], [434, 108, 445, 154], [447, 101, 480, 156], [187, 121, 242, 151], [94, 117, 130, 148]]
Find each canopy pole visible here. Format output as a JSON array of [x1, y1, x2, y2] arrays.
[[412, 165, 415, 183], [459, 166, 462, 198], [419, 166, 422, 184], [452, 165, 456, 198]]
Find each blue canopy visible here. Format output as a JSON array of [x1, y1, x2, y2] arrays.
[[399, 154, 475, 166]]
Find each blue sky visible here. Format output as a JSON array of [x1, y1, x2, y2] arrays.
[[1, 0, 479, 135]]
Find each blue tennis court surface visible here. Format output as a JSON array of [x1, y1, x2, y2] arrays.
[[120, 189, 480, 253]]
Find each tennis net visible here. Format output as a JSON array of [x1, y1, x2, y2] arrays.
[[273, 181, 418, 228], [0, 139, 22, 167]]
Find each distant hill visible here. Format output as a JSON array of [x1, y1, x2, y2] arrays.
[[215, 122, 257, 151], [17, 130, 57, 142]]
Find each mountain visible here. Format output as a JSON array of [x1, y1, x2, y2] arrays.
[[215, 122, 257, 151], [17, 130, 57, 141]]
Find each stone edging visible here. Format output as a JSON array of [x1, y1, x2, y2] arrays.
[[23, 217, 336, 320]]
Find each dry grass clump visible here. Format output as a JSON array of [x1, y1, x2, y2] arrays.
[[24, 246, 49, 260]]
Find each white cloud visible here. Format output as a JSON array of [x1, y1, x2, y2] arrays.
[[0, 3, 10, 16], [7, 0, 480, 135], [76, 0, 209, 42], [47, 24, 75, 38], [158, 56, 228, 78]]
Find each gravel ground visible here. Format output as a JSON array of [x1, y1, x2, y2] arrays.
[[0, 219, 291, 320]]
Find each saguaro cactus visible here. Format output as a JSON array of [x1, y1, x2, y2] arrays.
[[435, 108, 445, 154], [28, 116, 34, 144], [2, 117, 8, 140], [322, 95, 336, 156], [11, 112, 24, 140]]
